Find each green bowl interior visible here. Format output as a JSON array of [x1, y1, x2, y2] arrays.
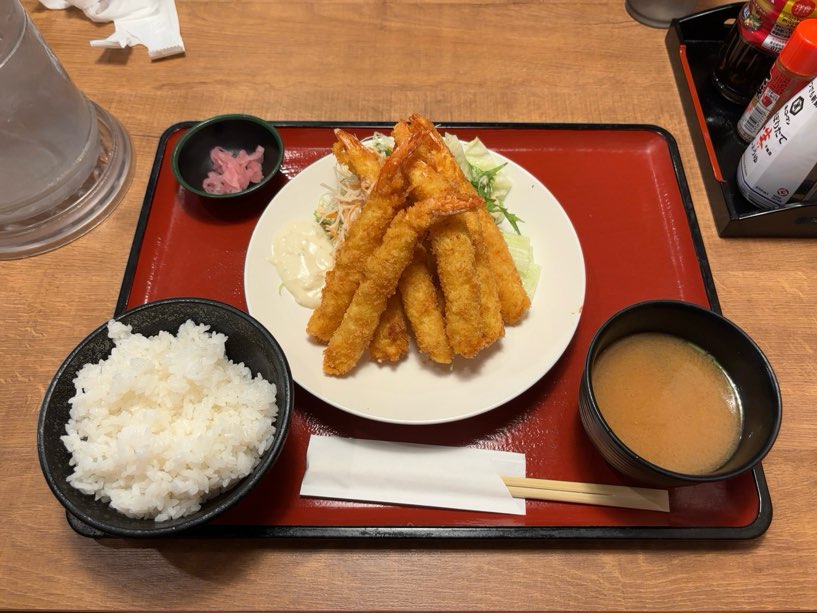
[[172, 116, 284, 198]]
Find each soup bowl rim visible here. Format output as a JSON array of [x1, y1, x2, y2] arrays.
[[582, 299, 782, 485]]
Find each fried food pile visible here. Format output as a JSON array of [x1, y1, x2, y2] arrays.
[[308, 114, 531, 376]]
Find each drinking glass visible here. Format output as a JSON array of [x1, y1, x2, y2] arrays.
[[0, 0, 132, 259]]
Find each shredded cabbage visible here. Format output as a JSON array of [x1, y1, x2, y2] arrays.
[[444, 134, 539, 297], [314, 132, 392, 245], [314, 163, 368, 245], [503, 232, 541, 299], [443, 133, 519, 232]]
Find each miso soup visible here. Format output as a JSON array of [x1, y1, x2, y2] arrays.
[[591, 332, 742, 475]]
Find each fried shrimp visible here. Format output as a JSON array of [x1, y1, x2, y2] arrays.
[[428, 216, 487, 359], [409, 114, 530, 326], [398, 245, 453, 365], [407, 114, 470, 192], [323, 194, 482, 376], [332, 129, 383, 192], [408, 162, 496, 355], [404, 118, 504, 354], [407, 158, 457, 200], [477, 207, 531, 324], [391, 119, 412, 147], [307, 134, 419, 343], [463, 210, 504, 345], [369, 294, 409, 363], [307, 114, 532, 375]]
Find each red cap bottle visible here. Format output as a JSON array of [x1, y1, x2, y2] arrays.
[[737, 19, 817, 141], [712, 1, 817, 105]]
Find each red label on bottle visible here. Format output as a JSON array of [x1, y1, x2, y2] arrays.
[[792, 0, 816, 18], [738, 0, 817, 53]]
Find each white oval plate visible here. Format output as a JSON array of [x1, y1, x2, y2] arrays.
[[244, 149, 585, 425]]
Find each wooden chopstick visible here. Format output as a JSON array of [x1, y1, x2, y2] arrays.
[[501, 476, 670, 512]]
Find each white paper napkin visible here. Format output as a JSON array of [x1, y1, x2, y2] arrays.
[[39, 0, 185, 60], [300, 435, 526, 515]]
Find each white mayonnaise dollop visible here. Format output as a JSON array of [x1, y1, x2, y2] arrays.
[[270, 219, 334, 308]]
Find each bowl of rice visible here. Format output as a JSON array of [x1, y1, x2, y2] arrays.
[[37, 297, 293, 537]]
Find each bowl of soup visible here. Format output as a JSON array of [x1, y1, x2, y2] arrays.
[[578, 300, 781, 487]]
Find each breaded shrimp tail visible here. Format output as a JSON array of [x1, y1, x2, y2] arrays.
[[391, 119, 412, 148], [307, 134, 419, 343], [332, 129, 382, 191], [404, 115, 473, 191], [323, 194, 482, 376]]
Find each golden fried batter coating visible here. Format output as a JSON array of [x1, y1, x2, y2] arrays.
[[410, 113, 530, 325], [307, 134, 419, 343], [391, 119, 412, 148], [408, 114, 469, 191], [404, 122, 504, 352], [463, 210, 504, 345], [332, 129, 382, 192], [369, 294, 409, 363], [428, 215, 487, 359], [310, 114, 531, 375], [399, 246, 453, 365], [477, 207, 531, 324], [323, 194, 481, 376]]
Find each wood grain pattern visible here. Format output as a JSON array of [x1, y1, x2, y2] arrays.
[[3, 0, 817, 610]]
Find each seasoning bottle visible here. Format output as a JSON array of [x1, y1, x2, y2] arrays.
[[736, 19, 817, 141], [737, 76, 817, 210], [712, 1, 817, 105]]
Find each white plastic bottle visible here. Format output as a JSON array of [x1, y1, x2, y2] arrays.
[[737, 76, 817, 210]]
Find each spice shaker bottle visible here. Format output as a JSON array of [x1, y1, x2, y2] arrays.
[[736, 19, 817, 141], [712, 0, 817, 105], [737, 76, 817, 210]]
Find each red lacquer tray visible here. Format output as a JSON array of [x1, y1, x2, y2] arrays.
[[69, 122, 771, 539]]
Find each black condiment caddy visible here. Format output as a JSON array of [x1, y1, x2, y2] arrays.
[[666, 3, 817, 237]]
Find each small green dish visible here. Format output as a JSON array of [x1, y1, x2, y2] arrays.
[[172, 114, 284, 199]]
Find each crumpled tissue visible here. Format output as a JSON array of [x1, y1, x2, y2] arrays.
[[300, 435, 527, 515], [39, 0, 185, 60]]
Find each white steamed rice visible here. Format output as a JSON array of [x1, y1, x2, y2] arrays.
[[61, 319, 278, 522]]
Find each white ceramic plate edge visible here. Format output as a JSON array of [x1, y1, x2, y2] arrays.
[[244, 149, 585, 425]]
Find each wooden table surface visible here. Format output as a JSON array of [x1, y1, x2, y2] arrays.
[[3, 1, 817, 610]]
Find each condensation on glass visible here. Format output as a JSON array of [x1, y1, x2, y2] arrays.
[[0, 1, 132, 259]]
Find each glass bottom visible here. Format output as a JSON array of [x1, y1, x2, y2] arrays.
[[0, 102, 133, 260], [625, 0, 697, 28]]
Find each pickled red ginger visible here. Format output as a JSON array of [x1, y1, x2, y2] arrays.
[[202, 145, 265, 194]]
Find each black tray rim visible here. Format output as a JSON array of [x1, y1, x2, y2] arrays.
[[85, 120, 770, 541]]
